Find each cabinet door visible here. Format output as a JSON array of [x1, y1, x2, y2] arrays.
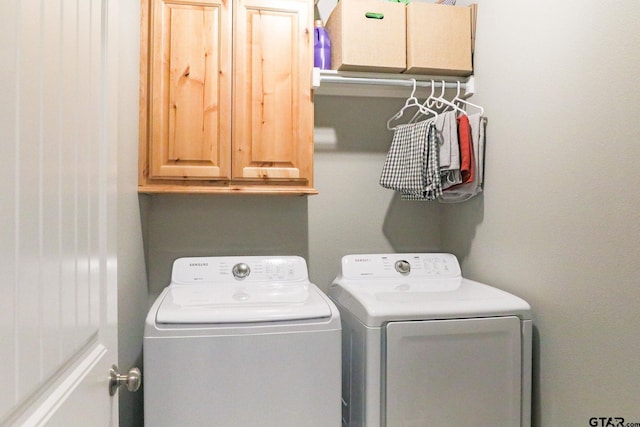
[[148, 0, 232, 179], [233, 0, 314, 184]]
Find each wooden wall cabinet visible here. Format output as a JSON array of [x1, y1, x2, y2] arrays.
[[139, 0, 316, 194]]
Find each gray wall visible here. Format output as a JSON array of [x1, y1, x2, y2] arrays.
[[442, 0, 640, 425], [117, 1, 146, 426], [116, 0, 640, 425], [143, 195, 310, 299], [310, 95, 443, 287]]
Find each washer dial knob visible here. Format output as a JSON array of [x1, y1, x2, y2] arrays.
[[395, 260, 411, 275], [232, 262, 251, 280]]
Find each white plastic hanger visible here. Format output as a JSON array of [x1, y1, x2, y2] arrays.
[[452, 81, 484, 115], [432, 80, 466, 115], [410, 80, 464, 123], [387, 79, 438, 130], [425, 80, 437, 109]]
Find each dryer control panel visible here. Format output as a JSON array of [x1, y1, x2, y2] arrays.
[[340, 253, 461, 279], [170, 256, 309, 285]]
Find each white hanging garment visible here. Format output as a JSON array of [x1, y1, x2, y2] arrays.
[[437, 111, 462, 190]]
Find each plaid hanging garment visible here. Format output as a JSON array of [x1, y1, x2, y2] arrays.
[[380, 120, 442, 201]]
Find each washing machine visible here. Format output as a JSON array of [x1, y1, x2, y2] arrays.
[[329, 253, 532, 427], [144, 256, 341, 427]]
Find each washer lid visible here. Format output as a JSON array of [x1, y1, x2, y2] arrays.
[[156, 283, 332, 324]]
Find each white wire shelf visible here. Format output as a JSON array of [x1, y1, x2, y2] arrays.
[[312, 68, 475, 98]]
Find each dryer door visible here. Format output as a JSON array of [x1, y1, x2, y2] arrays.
[[385, 316, 522, 427]]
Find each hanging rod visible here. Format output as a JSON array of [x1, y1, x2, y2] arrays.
[[312, 68, 475, 98]]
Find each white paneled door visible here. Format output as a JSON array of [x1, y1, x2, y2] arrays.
[[1, 0, 121, 426]]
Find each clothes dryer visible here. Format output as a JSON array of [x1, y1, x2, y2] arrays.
[[329, 253, 532, 427], [144, 256, 341, 427]]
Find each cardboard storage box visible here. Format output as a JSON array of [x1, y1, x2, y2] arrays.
[[406, 3, 472, 76], [325, 0, 406, 73]]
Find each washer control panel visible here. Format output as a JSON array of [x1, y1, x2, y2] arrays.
[[171, 256, 309, 284], [341, 253, 461, 279]]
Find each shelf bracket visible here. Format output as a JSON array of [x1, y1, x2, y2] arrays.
[[463, 75, 475, 99], [312, 66, 321, 89]]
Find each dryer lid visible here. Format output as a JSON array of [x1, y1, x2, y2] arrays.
[[155, 283, 332, 324], [329, 253, 532, 326]]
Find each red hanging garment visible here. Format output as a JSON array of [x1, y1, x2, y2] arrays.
[[456, 114, 474, 185]]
